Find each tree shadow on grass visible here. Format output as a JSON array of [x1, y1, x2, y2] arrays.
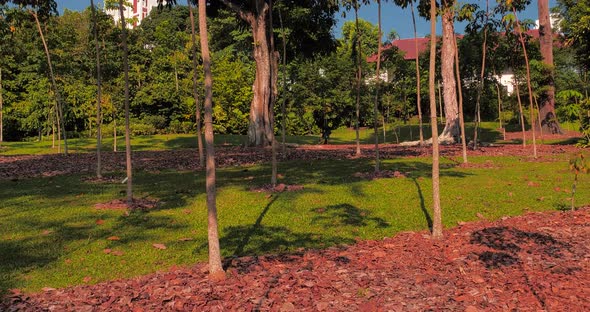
[[412, 178, 433, 231], [310, 203, 390, 228]]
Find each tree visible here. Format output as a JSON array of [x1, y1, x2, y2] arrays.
[[393, 0, 424, 145], [537, 0, 561, 134], [372, 0, 382, 172], [429, 0, 442, 238], [438, 0, 459, 143], [219, 0, 278, 147], [90, 0, 102, 178], [117, 0, 134, 204], [187, 0, 204, 168], [198, 0, 225, 280]]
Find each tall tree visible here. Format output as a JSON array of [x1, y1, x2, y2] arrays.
[[393, 0, 424, 145], [439, 0, 460, 144], [354, 0, 362, 156], [118, 0, 134, 204], [219, 0, 278, 147], [429, 0, 442, 238], [537, 0, 560, 134], [187, 0, 204, 167], [198, 0, 225, 280], [90, 0, 102, 178], [269, 0, 278, 187], [27, 2, 68, 154], [372, 0, 382, 172]]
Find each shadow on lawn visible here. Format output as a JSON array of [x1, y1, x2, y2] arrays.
[[310, 203, 390, 228]]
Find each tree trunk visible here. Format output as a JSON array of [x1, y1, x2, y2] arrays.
[[119, 0, 133, 204], [278, 8, 287, 156], [514, 8, 537, 158], [515, 77, 526, 147], [537, 0, 561, 134], [33, 12, 68, 155], [439, 7, 460, 143], [248, 10, 274, 147], [0, 67, 3, 145], [473, 0, 489, 150], [269, 0, 278, 187], [429, 0, 442, 239], [113, 116, 117, 152], [373, 0, 382, 173], [410, 0, 424, 145], [354, 2, 362, 156], [198, 0, 225, 281], [453, 33, 467, 163], [187, 0, 204, 167], [91, 0, 103, 178]]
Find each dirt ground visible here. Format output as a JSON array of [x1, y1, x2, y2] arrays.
[[2, 207, 589, 311], [0, 132, 583, 181]]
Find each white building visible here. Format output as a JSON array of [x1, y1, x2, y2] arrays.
[[106, 0, 165, 28]]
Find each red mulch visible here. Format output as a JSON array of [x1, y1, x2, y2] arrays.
[[0, 140, 584, 181], [2, 207, 589, 311]]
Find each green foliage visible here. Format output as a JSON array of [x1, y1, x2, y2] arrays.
[[579, 98, 590, 147]]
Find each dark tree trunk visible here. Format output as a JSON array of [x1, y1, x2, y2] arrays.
[[188, 0, 204, 167], [0, 67, 3, 145], [429, 0, 442, 239], [439, 6, 460, 143], [199, 0, 225, 281], [537, 0, 561, 134], [118, 0, 133, 204]]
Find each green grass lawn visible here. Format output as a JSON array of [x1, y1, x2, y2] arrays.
[[1, 154, 588, 294], [4, 121, 580, 156]]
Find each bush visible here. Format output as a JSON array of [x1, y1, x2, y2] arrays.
[[579, 99, 590, 147], [168, 120, 194, 134], [142, 115, 167, 132]]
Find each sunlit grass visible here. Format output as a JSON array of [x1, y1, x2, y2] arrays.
[[1, 153, 588, 294]]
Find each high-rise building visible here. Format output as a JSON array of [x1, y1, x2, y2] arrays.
[[106, 0, 163, 28]]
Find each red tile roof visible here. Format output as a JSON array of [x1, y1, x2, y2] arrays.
[[367, 30, 545, 63]]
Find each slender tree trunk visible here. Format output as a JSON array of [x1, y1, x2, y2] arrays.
[[410, 0, 424, 145], [279, 8, 287, 156], [33, 12, 68, 155], [453, 34, 467, 163], [439, 6, 460, 143], [473, 0, 489, 150], [119, 0, 133, 204], [515, 77, 527, 147], [187, 0, 204, 167], [52, 107, 55, 148], [113, 116, 117, 152], [429, 0, 442, 239], [354, 1, 362, 156], [373, 0, 382, 173], [269, 0, 278, 187], [537, 0, 560, 134], [0, 67, 3, 145], [514, 8, 537, 158], [495, 81, 505, 140], [534, 95, 544, 142], [198, 0, 225, 280], [437, 81, 443, 124], [91, 0, 102, 178]]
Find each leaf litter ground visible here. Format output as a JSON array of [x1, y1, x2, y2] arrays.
[[2, 207, 589, 311]]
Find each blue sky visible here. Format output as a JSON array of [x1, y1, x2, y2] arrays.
[[56, 0, 557, 39]]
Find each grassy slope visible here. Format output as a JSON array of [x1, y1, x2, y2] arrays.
[[1, 154, 588, 293]]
